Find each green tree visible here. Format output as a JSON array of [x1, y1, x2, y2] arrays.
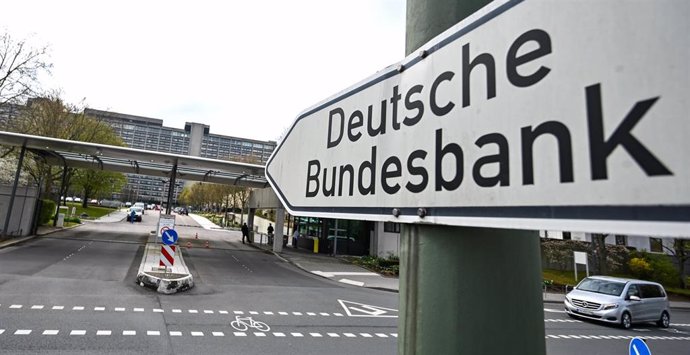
[[663, 239, 690, 289], [72, 170, 126, 208]]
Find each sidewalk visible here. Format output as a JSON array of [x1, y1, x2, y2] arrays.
[[250, 239, 400, 292]]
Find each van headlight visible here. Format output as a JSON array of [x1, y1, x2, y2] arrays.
[[602, 303, 619, 310]]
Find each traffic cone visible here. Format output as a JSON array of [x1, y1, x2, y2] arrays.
[[205, 240, 209, 248], [186, 241, 192, 248], [195, 233, 199, 239]]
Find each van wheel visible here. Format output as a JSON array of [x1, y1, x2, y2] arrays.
[[657, 311, 670, 328], [621, 312, 632, 329]]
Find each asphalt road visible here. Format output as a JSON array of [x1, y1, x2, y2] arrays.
[[0, 212, 398, 355], [0, 212, 688, 354]]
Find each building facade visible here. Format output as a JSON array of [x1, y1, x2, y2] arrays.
[[84, 108, 276, 204]]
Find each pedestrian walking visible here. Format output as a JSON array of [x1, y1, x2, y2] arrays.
[[292, 227, 299, 248], [241, 223, 249, 244]]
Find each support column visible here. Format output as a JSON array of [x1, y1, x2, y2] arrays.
[[400, 1, 545, 354], [165, 163, 178, 215], [54, 164, 69, 227], [247, 208, 256, 243], [399, 226, 544, 354], [2, 144, 26, 238], [273, 208, 285, 253]]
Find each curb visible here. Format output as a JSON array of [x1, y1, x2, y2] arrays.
[[0, 223, 84, 249], [249, 242, 400, 293]]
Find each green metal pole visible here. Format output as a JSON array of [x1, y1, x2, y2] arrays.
[[400, 1, 546, 354]]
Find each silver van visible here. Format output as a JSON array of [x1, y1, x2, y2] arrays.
[[564, 276, 670, 329]]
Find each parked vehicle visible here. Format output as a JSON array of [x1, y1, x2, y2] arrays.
[[564, 276, 670, 329], [133, 202, 146, 214]]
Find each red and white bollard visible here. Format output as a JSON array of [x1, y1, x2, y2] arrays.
[[195, 233, 199, 239], [186, 241, 192, 249]]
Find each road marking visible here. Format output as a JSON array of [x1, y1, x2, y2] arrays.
[[191, 332, 204, 337], [212, 332, 224, 337], [273, 332, 286, 337], [97, 330, 111, 336], [278, 312, 288, 315], [147, 331, 160, 336], [52, 306, 64, 310], [307, 312, 316, 316], [72, 306, 84, 311], [344, 333, 356, 338], [391, 333, 398, 338], [546, 335, 690, 341], [234, 332, 247, 337], [249, 311, 258, 315], [234, 311, 244, 315], [264, 311, 274, 315], [544, 308, 565, 313], [328, 333, 340, 337], [339, 278, 365, 287], [310, 333, 323, 337], [170, 331, 182, 336], [133, 308, 144, 312], [153, 309, 164, 313], [9, 305, 22, 309], [334, 313, 344, 317], [31, 305, 44, 310], [204, 310, 214, 314], [172, 309, 182, 313], [255, 332, 266, 337], [114, 308, 125, 312], [312, 271, 379, 277], [43, 330, 59, 335], [376, 333, 389, 338], [123, 330, 136, 336], [94, 307, 105, 311], [361, 333, 373, 338], [70, 330, 86, 336], [189, 310, 198, 314], [338, 299, 399, 318], [291, 332, 304, 337], [219, 310, 229, 314], [545, 319, 580, 323], [320, 312, 330, 316], [15, 330, 31, 335]]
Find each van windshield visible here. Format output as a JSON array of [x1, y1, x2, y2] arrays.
[[576, 278, 625, 296]]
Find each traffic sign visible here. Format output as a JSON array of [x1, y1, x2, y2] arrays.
[[162, 229, 178, 246], [157, 214, 175, 238], [160, 245, 176, 267], [266, 0, 690, 236], [629, 337, 651, 355]]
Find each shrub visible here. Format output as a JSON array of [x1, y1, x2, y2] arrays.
[[629, 257, 652, 279], [39, 199, 56, 225], [630, 251, 680, 287]]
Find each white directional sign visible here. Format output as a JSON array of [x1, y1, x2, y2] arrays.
[[267, 0, 690, 236], [157, 214, 176, 238]]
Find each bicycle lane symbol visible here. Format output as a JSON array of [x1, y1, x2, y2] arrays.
[[230, 316, 271, 332]]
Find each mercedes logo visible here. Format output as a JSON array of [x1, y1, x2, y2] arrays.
[[582, 301, 588, 308]]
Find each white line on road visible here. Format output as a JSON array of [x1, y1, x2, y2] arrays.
[[338, 278, 365, 287], [70, 330, 86, 336], [9, 305, 22, 309], [15, 330, 31, 335], [544, 308, 565, 313], [153, 309, 164, 313], [94, 307, 105, 311], [147, 331, 160, 336], [31, 305, 44, 310], [191, 332, 204, 337], [72, 306, 84, 311], [234, 332, 247, 337], [212, 332, 224, 337], [43, 330, 59, 335], [123, 330, 136, 336], [52, 306, 64, 310], [170, 331, 182, 336], [114, 307, 125, 312], [133, 308, 144, 312], [97, 330, 111, 336]]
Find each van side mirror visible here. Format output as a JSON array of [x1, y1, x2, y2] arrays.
[[627, 295, 641, 302]]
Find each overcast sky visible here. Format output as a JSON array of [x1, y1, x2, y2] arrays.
[[3, 0, 405, 141]]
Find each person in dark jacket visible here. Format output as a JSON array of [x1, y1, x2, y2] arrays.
[[241, 223, 249, 244]]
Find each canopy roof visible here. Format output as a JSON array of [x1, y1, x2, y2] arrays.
[[0, 130, 268, 188]]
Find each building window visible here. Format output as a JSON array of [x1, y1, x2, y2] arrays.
[[649, 238, 663, 253], [615, 235, 627, 246], [384, 222, 400, 233], [562, 232, 571, 240]]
